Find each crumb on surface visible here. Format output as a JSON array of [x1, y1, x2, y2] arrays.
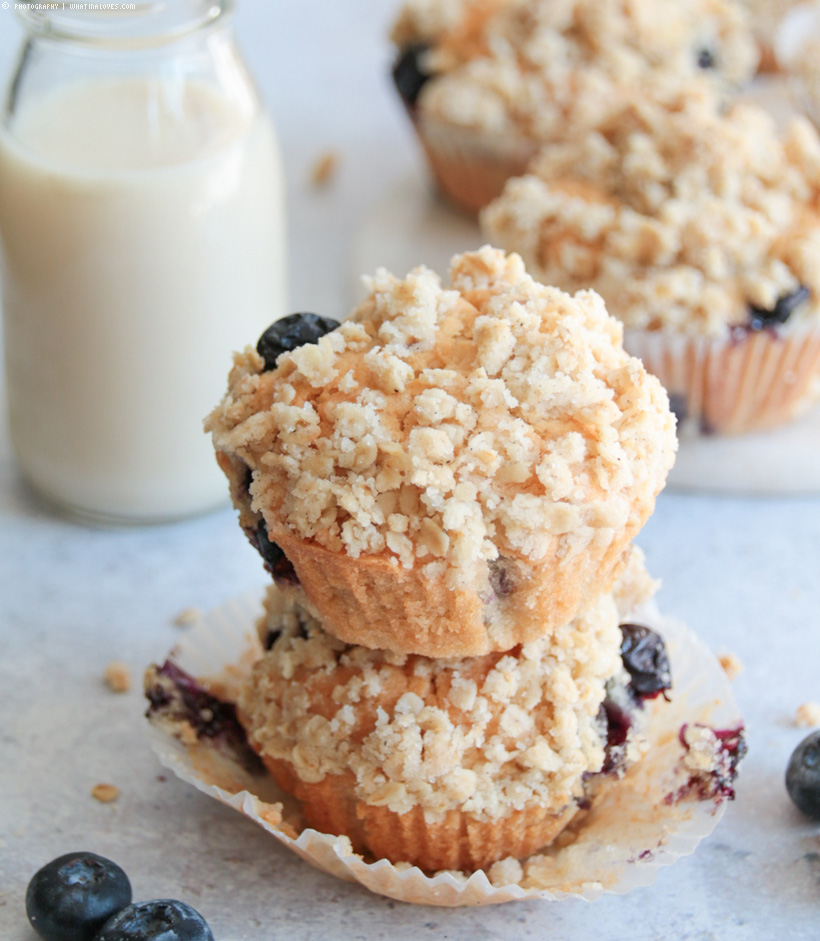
[[794, 701, 820, 728], [173, 606, 202, 628], [104, 661, 131, 693], [310, 150, 340, 188], [718, 653, 744, 682], [91, 783, 120, 803]]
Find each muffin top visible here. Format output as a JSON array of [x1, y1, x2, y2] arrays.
[[482, 93, 820, 336], [239, 551, 656, 820], [207, 248, 675, 590], [391, 0, 757, 139]]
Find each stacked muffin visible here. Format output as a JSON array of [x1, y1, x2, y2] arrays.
[[205, 247, 677, 872]]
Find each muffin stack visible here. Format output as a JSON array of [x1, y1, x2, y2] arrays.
[[205, 247, 677, 872]]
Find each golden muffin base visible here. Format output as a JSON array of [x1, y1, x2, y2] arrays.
[[270, 523, 636, 658], [262, 757, 580, 873]]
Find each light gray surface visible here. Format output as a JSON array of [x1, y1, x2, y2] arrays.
[[1, 2, 820, 938]]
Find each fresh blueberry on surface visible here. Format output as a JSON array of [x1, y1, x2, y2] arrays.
[[786, 730, 820, 818], [256, 313, 340, 371], [95, 900, 213, 941], [749, 284, 810, 331], [392, 42, 433, 108], [619, 623, 672, 701], [26, 851, 132, 941]]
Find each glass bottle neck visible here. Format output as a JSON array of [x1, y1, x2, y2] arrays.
[[16, 0, 233, 50]]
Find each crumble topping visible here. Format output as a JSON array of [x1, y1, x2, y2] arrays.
[[794, 701, 820, 728], [238, 554, 654, 820], [482, 93, 820, 337], [392, 0, 757, 138], [207, 248, 675, 588], [718, 652, 744, 681], [104, 661, 131, 693], [91, 783, 120, 803]]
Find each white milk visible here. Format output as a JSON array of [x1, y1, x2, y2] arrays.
[[0, 77, 286, 521]]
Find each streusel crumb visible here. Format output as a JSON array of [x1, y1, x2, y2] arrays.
[[104, 661, 131, 693], [794, 702, 820, 728], [91, 783, 120, 803]]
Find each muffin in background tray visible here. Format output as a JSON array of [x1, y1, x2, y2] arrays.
[[482, 90, 820, 435], [390, 0, 758, 214]]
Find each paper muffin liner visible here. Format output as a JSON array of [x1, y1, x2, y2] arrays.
[[146, 589, 744, 907], [624, 322, 820, 436], [412, 111, 537, 217]]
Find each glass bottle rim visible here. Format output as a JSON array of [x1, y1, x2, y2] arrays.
[[15, 0, 235, 49]]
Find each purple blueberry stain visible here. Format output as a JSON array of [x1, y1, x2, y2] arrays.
[[488, 557, 516, 598], [145, 661, 263, 775], [599, 699, 633, 774], [670, 723, 747, 803]]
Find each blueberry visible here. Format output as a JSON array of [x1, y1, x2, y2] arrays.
[[392, 42, 433, 108], [488, 557, 516, 598], [749, 284, 810, 331], [26, 852, 132, 941], [786, 730, 820, 818], [95, 900, 213, 941], [599, 699, 633, 774], [697, 47, 716, 69], [256, 313, 340, 371], [619, 623, 672, 701], [255, 519, 299, 586]]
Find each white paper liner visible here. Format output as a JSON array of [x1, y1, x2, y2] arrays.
[[414, 111, 537, 216], [624, 323, 820, 436], [147, 590, 743, 907]]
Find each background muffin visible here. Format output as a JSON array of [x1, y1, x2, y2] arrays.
[[391, 0, 759, 213], [482, 91, 820, 434], [238, 552, 663, 872], [207, 248, 676, 657]]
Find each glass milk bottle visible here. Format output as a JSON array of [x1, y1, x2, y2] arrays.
[[0, 0, 286, 522]]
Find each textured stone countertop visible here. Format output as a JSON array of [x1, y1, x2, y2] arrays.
[[1, 2, 820, 939]]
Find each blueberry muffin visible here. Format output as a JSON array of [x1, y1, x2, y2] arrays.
[[236, 551, 668, 872], [391, 0, 758, 214], [482, 92, 820, 434], [206, 248, 676, 657]]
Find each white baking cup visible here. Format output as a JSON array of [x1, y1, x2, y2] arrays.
[[147, 590, 743, 907]]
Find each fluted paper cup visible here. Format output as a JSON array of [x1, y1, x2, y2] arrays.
[[146, 590, 744, 906], [625, 324, 820, 436]]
